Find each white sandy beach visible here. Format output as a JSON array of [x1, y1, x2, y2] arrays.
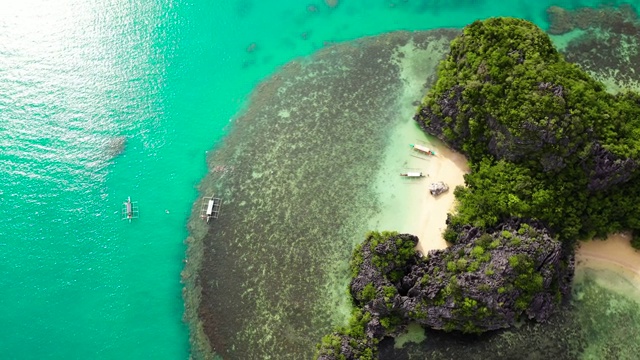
[[367, 115, 469, 255], [367, 39, 470, 255]]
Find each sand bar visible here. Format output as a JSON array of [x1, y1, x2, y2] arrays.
[[577, 233, 640, 283], [367, 39, 470, 254], [367, 114, 469, 254]]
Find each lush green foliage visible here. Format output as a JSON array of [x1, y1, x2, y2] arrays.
[[366, 231, 417, 282], [422, 17, 640, 165], [420, 224, 560, 334], [417, 17, 640, 246], [315, 232, 417, 359], [314, 308, 377, 360]]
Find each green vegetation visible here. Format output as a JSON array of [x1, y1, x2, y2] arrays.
[[315, 308, 376, 360], [365, 230, 418, 283], [316, 16, 640, 359], [416, 17, 640, 246], [420, 226, 562, 334], [316, 231, 418, 359]]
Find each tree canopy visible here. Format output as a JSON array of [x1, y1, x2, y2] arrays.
[[415, 17, 640, 245]]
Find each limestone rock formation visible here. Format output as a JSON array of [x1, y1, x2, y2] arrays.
[[401, 219, 573, 332], [317, 225, 574, 359], [349, 223, 573, 335], [429, 181, 449, 196]]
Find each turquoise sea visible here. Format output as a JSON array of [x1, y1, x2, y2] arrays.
[[0, 0, 637, 359]]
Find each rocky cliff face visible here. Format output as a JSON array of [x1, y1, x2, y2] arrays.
[[349, 224, 572, 335], [401, 219, 573, 332], [584, 142, 638, 192], [318, 225, 574, 359]]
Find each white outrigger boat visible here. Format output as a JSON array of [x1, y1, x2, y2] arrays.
[[400, 171, 425, 178], [410, 143, 436, 156], [200, 195, 222, 223], [121, 196, 139, 222]]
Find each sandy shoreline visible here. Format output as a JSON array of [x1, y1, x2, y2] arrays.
[[375, 125, 640, 278], [576, 233, 640, 281], [377, 131, 640, 285], [366, 39, 470, 255], [366, 110, 470, 254]]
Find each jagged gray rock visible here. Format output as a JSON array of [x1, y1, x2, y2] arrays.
[[349, 221, 573, 336], [429, 181, 449, 196]]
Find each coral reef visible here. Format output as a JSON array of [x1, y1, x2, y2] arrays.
[[546, 4, 638, 35], [183, 30, 458, 360], [103, 136, 126, 159], [547, 4, 640, 91]]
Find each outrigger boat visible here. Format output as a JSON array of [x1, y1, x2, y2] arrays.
[[400, 171, 425, 178], [410, 143, 436, 156], [121, 196, 139, 222], [200, 195, 222, 223]]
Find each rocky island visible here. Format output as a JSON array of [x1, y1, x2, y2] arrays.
[[315, 17, 640, 359]]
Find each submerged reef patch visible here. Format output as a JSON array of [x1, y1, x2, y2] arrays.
[[183, 30, 458, 359], [547, 4, 640, 92]]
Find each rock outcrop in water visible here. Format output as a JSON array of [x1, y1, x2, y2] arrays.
[[103, 136, 127, 159], [317, 225, 573, 359]]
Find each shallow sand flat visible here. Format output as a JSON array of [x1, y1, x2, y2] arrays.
[[367, 38, 469, 254], [576, 233, 640, 293], [183, 30, 463, 359], [367, 115, 469, 254]]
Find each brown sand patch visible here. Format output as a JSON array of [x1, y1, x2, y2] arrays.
[[577, 233, 640, 283]]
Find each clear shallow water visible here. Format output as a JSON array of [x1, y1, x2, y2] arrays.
[[0, 0, 637, 359]]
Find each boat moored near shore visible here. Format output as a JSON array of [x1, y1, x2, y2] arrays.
[[400, 171, 425, 178], [410, 143, 436, 156]]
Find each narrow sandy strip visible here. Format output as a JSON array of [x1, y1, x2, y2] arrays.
[[367, 111, 469, 254], [576, 233, 640, 281], [367, 38, 469, 255]]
